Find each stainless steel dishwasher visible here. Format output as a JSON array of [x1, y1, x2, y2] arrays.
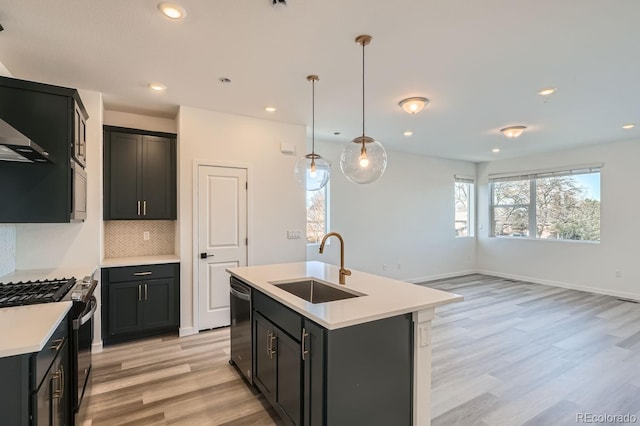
[[229, 276, 252, 384]]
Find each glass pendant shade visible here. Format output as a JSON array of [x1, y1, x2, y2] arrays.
[[294, 153, 330, 191], [340, 136, 387, 184], [294, 74, 330, 191]]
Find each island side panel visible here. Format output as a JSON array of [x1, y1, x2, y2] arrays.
[[413, 308, 435, 426], [325, 314, 413, 426]]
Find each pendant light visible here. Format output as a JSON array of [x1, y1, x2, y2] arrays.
[[340, 34, 387, 184], [294, 75, 330, 191]]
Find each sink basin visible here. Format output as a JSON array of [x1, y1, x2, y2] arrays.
[[270, 278, 365, 304]]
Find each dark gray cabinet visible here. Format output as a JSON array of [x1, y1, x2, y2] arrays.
[[0, 75, 88, 223], [0, 316, 71, 425], [102, 263, 180, 345], [103, 126, 176, 220], [251, 287, 413, 426]]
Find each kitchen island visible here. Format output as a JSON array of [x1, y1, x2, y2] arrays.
[[227, 261, 462, 426]]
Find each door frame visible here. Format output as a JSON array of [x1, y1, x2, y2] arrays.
[[192, 159, 252, 334]]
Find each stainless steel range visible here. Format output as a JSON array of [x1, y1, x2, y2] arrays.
[[0, 275, 97, 424]]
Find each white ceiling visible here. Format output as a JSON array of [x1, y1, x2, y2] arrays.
[[1, 0, 639, 162]]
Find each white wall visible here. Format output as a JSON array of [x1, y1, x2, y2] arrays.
[[476, 139, 640, 299], [16, 90, 103, 271], [178, 106, 307, 335], [0, 225, 16, 276], [103, 110, 177, 134], [306, 139, 477, 282]]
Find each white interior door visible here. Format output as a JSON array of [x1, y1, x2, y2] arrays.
[[197, 165, 247, 330]]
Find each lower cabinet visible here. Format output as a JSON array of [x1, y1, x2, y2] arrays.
[[252, 288, 413, 426], [102, 263, 180, 345], [0, 316, 71, 426]]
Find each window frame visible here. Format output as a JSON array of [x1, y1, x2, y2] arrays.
[[454, 175, 475, 238], [488, 164, 601, 242], [305, 182, 329, 245]]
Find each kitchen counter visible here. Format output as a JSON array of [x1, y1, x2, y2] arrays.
[[227, 261, 462, 426], [101, 254, 180, 268], [0, 266, 98, 282], [226, 261, 462, 330], [0, 301, 72, 357]]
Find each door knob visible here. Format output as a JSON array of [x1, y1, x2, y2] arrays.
[[200, 253, 214, 259]]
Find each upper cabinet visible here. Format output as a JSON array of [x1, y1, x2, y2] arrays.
[[103, 126, 177, 220], [0, 76, 89, 223]]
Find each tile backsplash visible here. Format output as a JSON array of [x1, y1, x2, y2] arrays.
[[104, 220, 175, 258], [0, 224, 16, 276]]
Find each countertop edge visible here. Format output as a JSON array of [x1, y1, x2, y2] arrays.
[[0, 301, 72, 358], [101, 255, 181, 268], [227, 262, 463, 330]]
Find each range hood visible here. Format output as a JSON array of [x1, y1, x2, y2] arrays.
[[0, 118, 53, 163]]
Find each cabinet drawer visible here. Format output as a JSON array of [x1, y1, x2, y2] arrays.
[[107, 263, 177, 283], [33, 316, 68, 388], [254, 291, 302, 340]]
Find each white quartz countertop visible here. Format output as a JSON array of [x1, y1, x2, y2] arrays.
[[0, 266, 98, 283], [101, 255, 180, 268], [0, 302, 72, 357], [227, 261, 462, 330]]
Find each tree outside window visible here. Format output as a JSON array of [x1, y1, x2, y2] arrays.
[[306, 186, 327, 243], [455, 177, 475, 237], [490, 169, 600, 241]]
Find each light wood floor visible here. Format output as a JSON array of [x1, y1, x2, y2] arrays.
[[81, 275, 640, 425]]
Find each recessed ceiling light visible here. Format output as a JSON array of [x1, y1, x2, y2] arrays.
[[537, 88, 556, 96], [265, 106, 277, 112], [157, 2, 186, 20], [492, 148, 501, 153], [403, 131, 413, 136], [622, 123, 635, 129], [148, 82, 167, 92]]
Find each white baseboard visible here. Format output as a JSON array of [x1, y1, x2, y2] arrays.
[[476, 269, 640, 302], [179, 326, 195, 337], [407, 269, 478, 284], [91, 342, 104, 353]]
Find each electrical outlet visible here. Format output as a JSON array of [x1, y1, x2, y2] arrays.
[[143, 231, 150, 241], [382, 264, 388, 271], [615, 270, 622, 278], [287, 230, 301, 239]]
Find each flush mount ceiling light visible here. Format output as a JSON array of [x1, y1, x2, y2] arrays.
[[158, 2, 186, 20], [622, 123, 635, 129], [294, 75, 330, 191], [501, 125, 527, 139], [399, 97, 428, 114], [340, 35, 387, 184], [148, 82, 167, 92], [265, 106, 277, 112], [537, 88, 557, 96]]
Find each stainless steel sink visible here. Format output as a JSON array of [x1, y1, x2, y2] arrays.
[[270, 278, 365, 304]]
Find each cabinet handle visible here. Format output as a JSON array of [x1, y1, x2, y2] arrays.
[[144, 284, 148, 300], [133, 272, 152, 276], [138, 285, 142, 301], [267, 330, 276, 359], [50, 338, 64, 352], [301, 328, 309, 361], [143, 200, 147, 216], [137, 200, 141, 216], [59, 364, 65, 400]]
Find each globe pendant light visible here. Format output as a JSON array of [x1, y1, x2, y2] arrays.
[[294, 75, 330, 191], [340, 34, 387, 184]]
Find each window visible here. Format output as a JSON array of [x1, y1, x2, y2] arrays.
[[455, 176, 475, 237], [489, 165, 601, 241], [306, 184, 328, 243]]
